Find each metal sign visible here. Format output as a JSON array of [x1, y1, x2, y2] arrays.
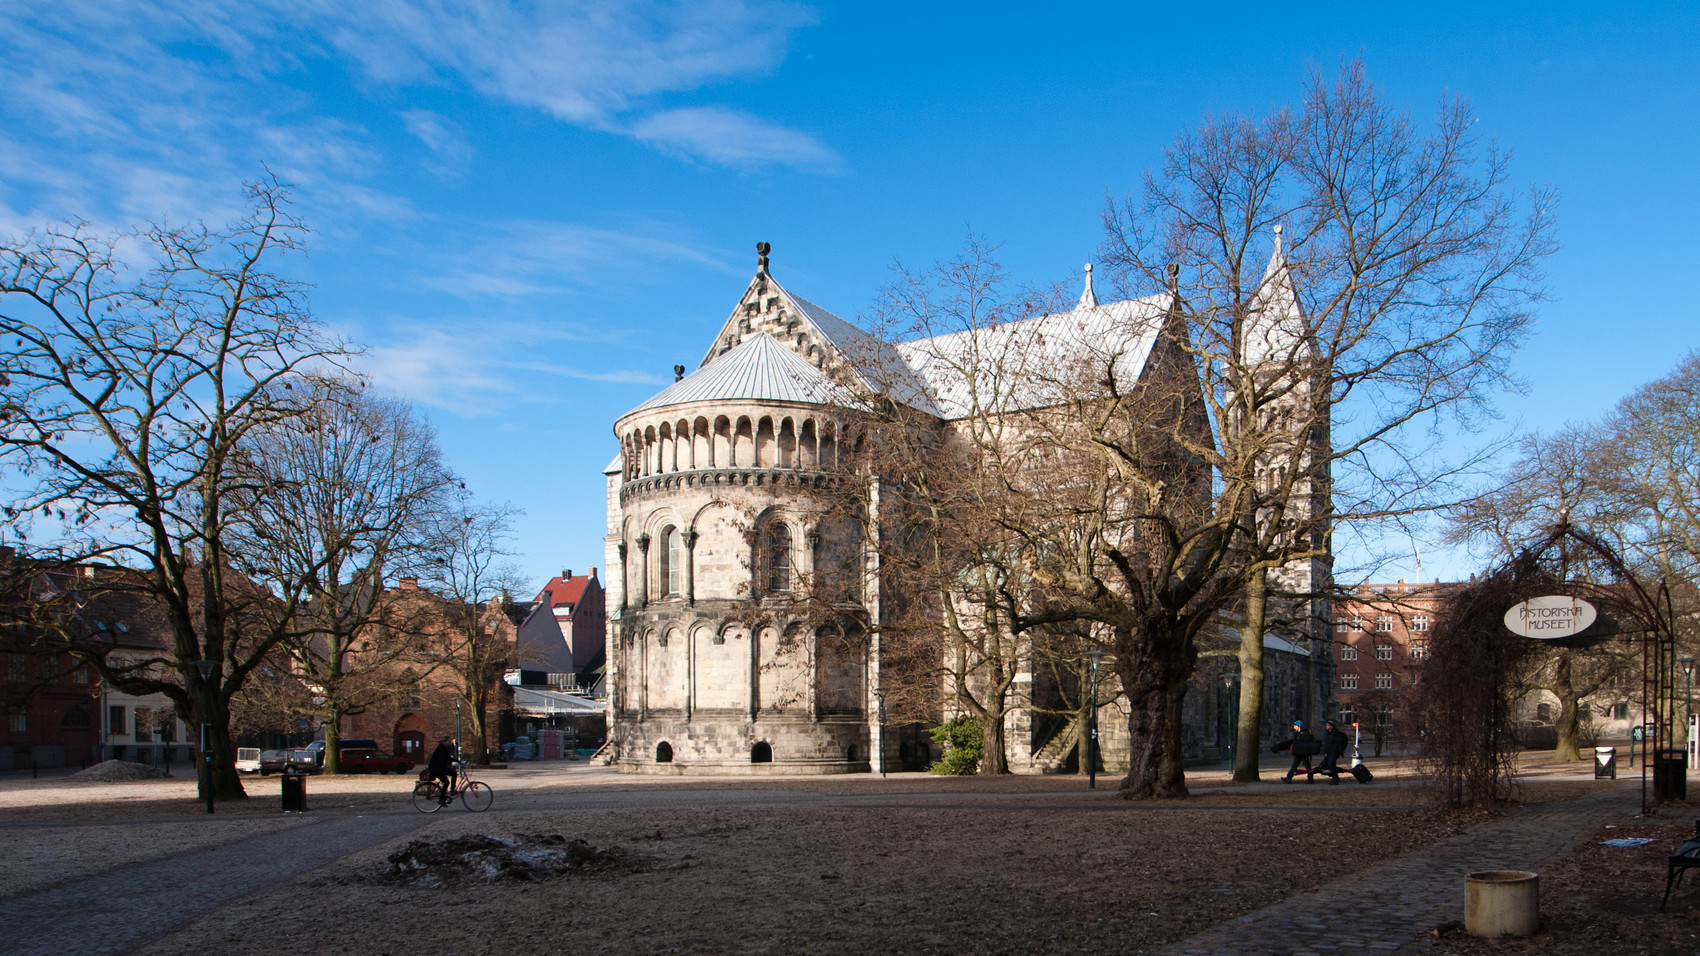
[[1503, 595, 1599, 639], [1633, 725, 1645, 742]]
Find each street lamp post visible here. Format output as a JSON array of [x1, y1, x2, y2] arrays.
[[1680, 657, 1696, 754], [1086, 650, 1104, 790], [1221, 672, 1240, 779], [192, 659, 217, 814], [875, 691, 887, 778]]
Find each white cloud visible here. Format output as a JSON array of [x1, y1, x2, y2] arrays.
[[418, 218, 737, 299], [629, 106, 841, 171], [356, 325, 667, 417], [401, 109, 473, 177]]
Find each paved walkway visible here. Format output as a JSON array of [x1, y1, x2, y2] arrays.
[[1159, 781, 1644, 956], [6, 808, 432, 956]]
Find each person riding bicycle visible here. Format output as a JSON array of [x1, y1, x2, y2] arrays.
[[426, 735, 457, 804]]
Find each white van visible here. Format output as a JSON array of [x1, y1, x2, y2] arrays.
[[236, 748, 262, 774]]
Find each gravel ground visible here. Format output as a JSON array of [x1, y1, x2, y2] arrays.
[[0, 757, 1628, 955]]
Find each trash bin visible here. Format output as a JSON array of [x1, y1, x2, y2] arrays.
[[1595, 746, 1616, 780], [281, 771, 307, 812], [1655, 747, 1688, 801]]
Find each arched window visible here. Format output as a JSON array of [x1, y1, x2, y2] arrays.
[[765, 522, 792, 593], [751, 741, 773, 763], [656, 741, 673, 763], [658, 525, 681, 597]]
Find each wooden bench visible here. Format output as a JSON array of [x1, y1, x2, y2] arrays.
[[1660, 820, 1700, 911]]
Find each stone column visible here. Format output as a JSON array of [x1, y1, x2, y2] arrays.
[[684, 530, 699, 606]]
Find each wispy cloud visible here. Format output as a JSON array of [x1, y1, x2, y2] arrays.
[[629, 106, 841, 171], [356, 325, 667, 417], [400, 109, 474, 179], [416, 218, 739, 299]]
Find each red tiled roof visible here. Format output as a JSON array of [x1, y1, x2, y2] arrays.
[[533, 571, 600, 615]]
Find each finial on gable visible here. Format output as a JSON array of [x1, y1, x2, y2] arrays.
[[1076, 263, 1098, 310], [756, 241, 771, 275], [1272, 223, 1284, 259]]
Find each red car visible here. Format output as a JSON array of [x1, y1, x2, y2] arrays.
[[337, 748, 415, 774]]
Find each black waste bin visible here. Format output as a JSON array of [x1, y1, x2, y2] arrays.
[[1595, 746, 1617, 780], [1655, 747, 1687, 801], [281, 771, 307, 812]]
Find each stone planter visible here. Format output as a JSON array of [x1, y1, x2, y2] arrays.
[[1465, 870, 1539, 937]]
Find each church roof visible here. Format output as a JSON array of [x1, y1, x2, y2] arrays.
[[623, 332, 857, 418], [622, 250, 1175, 423], [895, 295, 1169, 420]]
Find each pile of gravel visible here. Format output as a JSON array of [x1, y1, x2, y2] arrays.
[[74, 759, 167, 781], [382, 834, 650, 887]]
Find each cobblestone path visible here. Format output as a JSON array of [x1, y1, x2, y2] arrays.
[[1159, 781, 1644, 956], [7, 808, 431, 956]]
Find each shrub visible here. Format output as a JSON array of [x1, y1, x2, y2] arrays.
[[928, 717, 982, 775]]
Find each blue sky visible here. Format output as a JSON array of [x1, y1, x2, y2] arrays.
[[3, 1, 1696, 588]]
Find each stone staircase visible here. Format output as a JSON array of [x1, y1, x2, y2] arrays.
[[1028, 714, 1081, 773]]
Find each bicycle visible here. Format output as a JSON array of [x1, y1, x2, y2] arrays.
[[412, 762, 493, 813]]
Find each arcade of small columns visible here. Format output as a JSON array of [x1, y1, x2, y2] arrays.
[[620, 408, 851, 480]]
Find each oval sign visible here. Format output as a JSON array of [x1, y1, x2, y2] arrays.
[[1504, 595, 1599, 640]]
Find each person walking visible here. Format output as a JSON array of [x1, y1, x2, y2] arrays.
[[1273, 720, 1318, 783], [1313, 719, 1350, 784]]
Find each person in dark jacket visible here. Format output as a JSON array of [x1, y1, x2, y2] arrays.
[[426, 736, 457, 803], [1272, 720, 1317, 783], [1313, 720, 1350, 784]]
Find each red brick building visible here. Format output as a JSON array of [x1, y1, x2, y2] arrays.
[[1331, 580, 1456, 750]]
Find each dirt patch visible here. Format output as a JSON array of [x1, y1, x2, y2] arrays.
[[1429, 820, 1700, 956], [371, 834, 657, 887], [72, 759, 166, 781]]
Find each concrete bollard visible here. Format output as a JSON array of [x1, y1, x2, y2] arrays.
[[1465, 870, 1539, 937]]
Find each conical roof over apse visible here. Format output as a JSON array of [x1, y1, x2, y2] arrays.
[[620, 332, 860, 419]]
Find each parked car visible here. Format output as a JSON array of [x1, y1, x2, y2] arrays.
[[338, 748, 415, 774], [258, 750, 293, 775], [236, 748, 262, 774], [290, 738, 379, 772]]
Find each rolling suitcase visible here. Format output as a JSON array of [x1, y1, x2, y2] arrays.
[[1350, 763, 1374, 784]]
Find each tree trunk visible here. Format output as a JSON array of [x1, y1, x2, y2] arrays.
[[323, 713, 344, 775], [1234, 568, 1269, 782], [979, 708, 1010, 774], [1115, 623, 1195, 799], [194, 687, 247, 802], [1551, 652, 1581, 763]]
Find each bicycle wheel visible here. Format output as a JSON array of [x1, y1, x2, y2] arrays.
[[459, 780, 493, 812], [412, 781, 445, 813]]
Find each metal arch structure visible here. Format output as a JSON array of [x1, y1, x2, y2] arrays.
[[1498, 516, 1679, 815]]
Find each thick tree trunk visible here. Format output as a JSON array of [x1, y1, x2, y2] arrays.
[[193, 687, 247, 802], [980, 711, 1010, 774], [1116, 623, 1196, 799], [1234, 568, 1269, 782]]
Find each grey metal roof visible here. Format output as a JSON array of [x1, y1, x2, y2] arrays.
[[894, 296, 1170, 420], [621, 332, 857, 418]]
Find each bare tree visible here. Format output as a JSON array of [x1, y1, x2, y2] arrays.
[[1097, 60, 1556, 789], [226, 381, 459, 772], [0, 180, 349, 801], [418, 500, 524, 765]]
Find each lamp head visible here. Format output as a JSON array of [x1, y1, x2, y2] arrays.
[[1682, 656, 1696, 680], [192, 660, 216, 680]]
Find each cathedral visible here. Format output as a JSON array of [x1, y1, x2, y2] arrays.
[[602, 243, 1331, 774]]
